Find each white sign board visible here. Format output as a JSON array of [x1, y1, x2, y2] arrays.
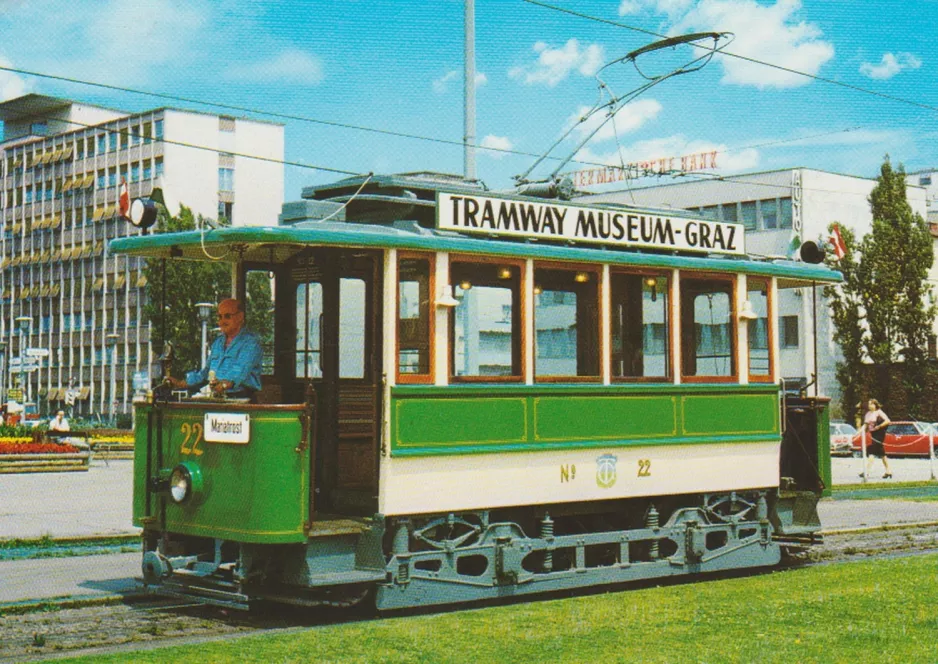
[[204, 412, 250, 444], [437, 192, 745, 256], [26, 348, 50, 358]]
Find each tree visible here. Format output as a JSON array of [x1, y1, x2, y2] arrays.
[[823, 223, 864, 425], [143, 206, 230, 374], [826, 157, 935, 419]]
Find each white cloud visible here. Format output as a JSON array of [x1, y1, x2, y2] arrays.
[[860, 52, 922, 80], [433, 70, 487, 94], [0, 56, 30, 101], [0, 0, 210, 86], [508, 39, 605, 87], [479, 134, 513, 159], [565, 99, 662, 144], [623, 0, 834, 89], [225, 48, 324, 84]]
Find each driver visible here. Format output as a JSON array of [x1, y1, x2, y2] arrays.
[[168, 298, 262, 399]]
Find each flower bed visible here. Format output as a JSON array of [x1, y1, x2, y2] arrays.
[[0, 435, 90, 473]]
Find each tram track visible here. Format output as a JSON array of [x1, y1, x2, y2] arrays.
[[3, 521, 938, 662]]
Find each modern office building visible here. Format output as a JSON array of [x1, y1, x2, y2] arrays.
[[581, 167, 930, 409], [905, 168, 938, 222], [0, 94, 283, 418]]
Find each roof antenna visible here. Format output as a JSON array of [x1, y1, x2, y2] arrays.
[[512, 31, 733, 199]]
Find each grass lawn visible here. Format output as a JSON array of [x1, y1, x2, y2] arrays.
[[831, 480, 938, 502], [61, 553, 938, 663]]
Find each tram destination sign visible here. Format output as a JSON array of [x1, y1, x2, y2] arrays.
[[437, 192, 744, 256]]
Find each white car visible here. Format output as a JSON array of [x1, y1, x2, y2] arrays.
[[829, 422, 857, 456]]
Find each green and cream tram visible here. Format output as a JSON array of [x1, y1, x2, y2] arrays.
[[112, 172, 839, 610]]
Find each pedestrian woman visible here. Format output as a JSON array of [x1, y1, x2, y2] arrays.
[[861, 398, 893, 479]]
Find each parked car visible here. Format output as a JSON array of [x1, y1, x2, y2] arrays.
[[829, 422, 857, 456], [851, 421, 938, 457]]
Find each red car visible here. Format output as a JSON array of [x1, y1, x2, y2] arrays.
[[851, 421, 938, 457]]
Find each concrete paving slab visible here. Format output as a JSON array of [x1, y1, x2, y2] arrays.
[[0, 459, 138, 540], [831, 456, 938, 486]]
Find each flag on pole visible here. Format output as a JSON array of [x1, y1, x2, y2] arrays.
[[118, 177, 130, 219], [829, 223, 847, 261]]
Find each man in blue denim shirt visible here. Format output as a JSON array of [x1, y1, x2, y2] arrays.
[[169, 299, 262, 398]]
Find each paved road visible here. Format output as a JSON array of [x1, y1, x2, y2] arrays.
[[0, 552, 140, 605]]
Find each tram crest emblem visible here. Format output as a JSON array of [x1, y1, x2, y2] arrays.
[[595, 454, 618, 489]]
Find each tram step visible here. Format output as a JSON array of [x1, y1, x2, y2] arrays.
[[305, 568, 386, 587]]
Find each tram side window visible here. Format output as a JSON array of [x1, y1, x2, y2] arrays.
[[747, 278, 771, 379], [681, 278, 735, 379], [534, 267, 599, 379], [295, 282, 323, 378], [611, 273, 670, 380], [451, 261, 521, 380], [398, 256, 432, 379], [245, 270, 275, 375]]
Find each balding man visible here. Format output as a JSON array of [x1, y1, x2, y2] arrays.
[[170, 298, 262, 398]]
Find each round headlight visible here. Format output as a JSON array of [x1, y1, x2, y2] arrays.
[[169, 465, 191, 503]]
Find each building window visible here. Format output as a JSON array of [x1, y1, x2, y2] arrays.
[[398, 255, 433, 379], [681, 277, 735, 379], [721, 203, 738, 223], [760, 199, 778, 229], [143, 122, 152, 144], [30, 121, 48, 136], [218, 201, 233, 221], [534, 266, 599, 379], [132, 127, 141, 146], [108, 169, 116, 187], [699, 205, 719, 220], [921, 175, 933, 186], [154, 119, 164, 140], [740, 201, 757, 230], [131, 164, 140, 182], [779, 198, 793, 229], [611, 272, 669, 380], [97, 134, 106, 154], [781, 315, 799, 348], [108, 132, 117, 152], [155, 158, 164, 177], [218, 168, 234, 192], [451, 260, 522, 380]]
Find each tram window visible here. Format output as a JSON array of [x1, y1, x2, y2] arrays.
[[295, 282, 323, 378], [611, 272, 669, 380], [339, 278, 366, 379], [398, 256, 432, 379], [681, 278, 735, 379], [245, 270, 275, 375], [534, 267, 599, 379], [747, 279, 771, 379], [450, 261, 521, 380]]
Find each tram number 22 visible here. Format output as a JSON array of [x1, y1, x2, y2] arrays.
[[179, 422, 204, 456], [637, 459, 651, 477]]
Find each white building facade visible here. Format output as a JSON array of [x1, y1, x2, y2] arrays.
[[583, 168, 929, 408], [0, 94, 283, 418]]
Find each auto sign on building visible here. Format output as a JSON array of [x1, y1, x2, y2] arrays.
[[437, 192, 745, 256]]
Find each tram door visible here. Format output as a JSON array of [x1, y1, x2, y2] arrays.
[[287, 250, 381, 517]]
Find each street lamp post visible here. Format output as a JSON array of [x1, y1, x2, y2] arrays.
[[196, 303, 215, 369], [15, 316, 30, 406], [0, 340, 7, 408], [106, 333, 119, 425]]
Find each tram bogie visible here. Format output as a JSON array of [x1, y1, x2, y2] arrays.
[[114, 172, 839, 611]]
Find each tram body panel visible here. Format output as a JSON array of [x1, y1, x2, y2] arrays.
[[133, 404, 310, 544], [378, 440, 779, 516]]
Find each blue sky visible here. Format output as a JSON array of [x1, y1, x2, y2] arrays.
[[1, 0, 935, 202]]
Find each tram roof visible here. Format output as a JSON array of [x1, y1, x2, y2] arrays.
[[110, 220, 841, 286]]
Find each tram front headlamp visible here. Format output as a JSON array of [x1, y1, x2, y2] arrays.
[[168, 462, 203, 504]]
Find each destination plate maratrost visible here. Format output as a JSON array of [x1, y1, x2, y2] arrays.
[[204, 413, 250, 444], [437, 192, 744, 256]]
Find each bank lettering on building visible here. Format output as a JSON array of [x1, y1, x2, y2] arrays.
[[437, 193, 744, 256]]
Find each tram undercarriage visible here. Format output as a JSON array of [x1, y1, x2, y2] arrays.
[[141, 486, 817, 611]]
